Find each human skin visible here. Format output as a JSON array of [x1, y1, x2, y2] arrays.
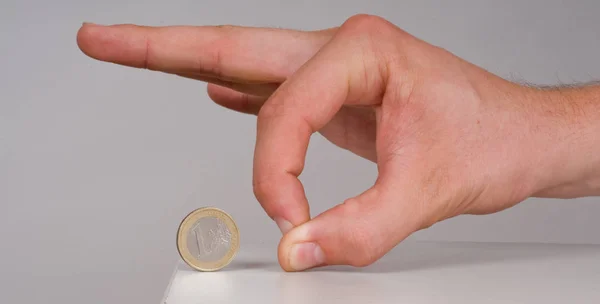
[[76, 14, 600, 272]]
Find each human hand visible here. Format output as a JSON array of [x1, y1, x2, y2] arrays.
[[77, 14, 600, 271]]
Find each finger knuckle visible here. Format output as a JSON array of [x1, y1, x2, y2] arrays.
[[252, 179, 272, 201], [204, 26, 238, 76], [252, 176, 275, 203], [206, 45, 224, 77], [341, 14, 390, 35], [142, 35, 153, 70]]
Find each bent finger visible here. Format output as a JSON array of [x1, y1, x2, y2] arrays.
[[252, 15, 391, 233]]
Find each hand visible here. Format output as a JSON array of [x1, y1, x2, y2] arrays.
[[77, 14, 600, 271]]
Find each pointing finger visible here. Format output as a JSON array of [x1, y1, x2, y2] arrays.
[[77, 23, 334, 82]]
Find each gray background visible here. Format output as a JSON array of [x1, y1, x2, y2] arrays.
[[1, 0, 599, 303]]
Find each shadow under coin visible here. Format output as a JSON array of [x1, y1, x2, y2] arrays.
[[220, 260, 280, 272]]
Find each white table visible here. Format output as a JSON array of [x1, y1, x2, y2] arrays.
[[162, 241, 600, 303]]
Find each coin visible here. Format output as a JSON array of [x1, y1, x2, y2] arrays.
[[176, 207, 240, 271]]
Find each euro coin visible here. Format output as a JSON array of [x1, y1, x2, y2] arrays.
[[176, 207, 239, 271]]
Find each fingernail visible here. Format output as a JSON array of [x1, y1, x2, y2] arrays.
[[289, 242, 326, 271], [274, 217, 293, 235]]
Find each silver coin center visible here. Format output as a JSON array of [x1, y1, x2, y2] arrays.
[[186, 216, 232, 262]]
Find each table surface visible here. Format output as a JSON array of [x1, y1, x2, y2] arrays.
[[162, 241, 600, 304]]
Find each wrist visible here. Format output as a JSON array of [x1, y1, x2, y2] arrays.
[[525, 85, 600, 198]]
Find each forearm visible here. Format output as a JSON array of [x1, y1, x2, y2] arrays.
[[528, 84, 600, 198]]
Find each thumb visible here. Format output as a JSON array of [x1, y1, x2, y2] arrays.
[[278, 178, 423, 271]]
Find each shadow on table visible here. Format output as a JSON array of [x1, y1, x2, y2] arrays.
[[221, 261, 279, 272], [312, 241, 600, 273], [222, 241, 599, 274]]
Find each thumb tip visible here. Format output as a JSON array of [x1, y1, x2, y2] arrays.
[[277, 221, 319, 271]]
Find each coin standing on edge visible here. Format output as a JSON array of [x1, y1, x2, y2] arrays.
[[176, 207, 240, 271]]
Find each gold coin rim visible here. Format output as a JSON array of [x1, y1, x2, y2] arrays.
[[176, 207, 240, 271]]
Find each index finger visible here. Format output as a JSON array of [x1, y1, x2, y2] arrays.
[[76, 23, 333, 83]]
